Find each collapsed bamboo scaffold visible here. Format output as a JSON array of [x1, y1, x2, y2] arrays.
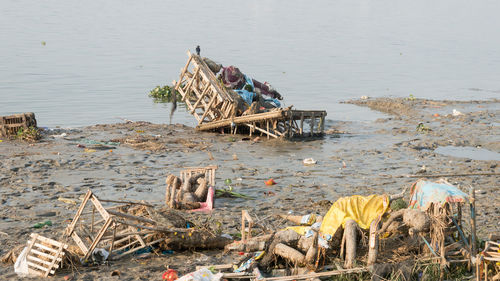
[[172, 51, 327, 139]]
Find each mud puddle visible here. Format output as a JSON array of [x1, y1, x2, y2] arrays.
[[434, 146, 500, 161]]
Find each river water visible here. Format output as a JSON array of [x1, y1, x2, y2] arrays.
[[1, 0, 499, 128]]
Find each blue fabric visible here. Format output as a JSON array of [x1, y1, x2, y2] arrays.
[[265, 98, 281, 107], [409, 180, 468, 210], [234, 90, 256, 105]]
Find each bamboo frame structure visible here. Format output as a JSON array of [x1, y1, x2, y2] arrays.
[[173, 51, 327, 139], [64, 190, 177, 261], [241, 210, 254, 242], [0, 112, 37, 137], [180, 165, 217, 187], [24, 233, 67, 277]]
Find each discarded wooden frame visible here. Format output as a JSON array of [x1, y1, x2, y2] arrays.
[[241, 210, 254, 242], [180, 165, 217, 187], [172, 51, 326, 139], [64, 190, 179, 261], [0, 112, 37, 137], [24, 233, 68, 277]]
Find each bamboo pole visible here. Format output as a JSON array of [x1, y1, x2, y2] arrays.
[[470, 187, 477, 258]]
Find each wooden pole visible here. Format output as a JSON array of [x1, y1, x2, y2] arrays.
[[367, 218, 380, 265], [344, 219, 358, 268], [470, 187, 477, 258]]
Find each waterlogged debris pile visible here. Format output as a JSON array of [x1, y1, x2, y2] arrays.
[[0, 177, 490, 280], [169, 51, 327, 139]]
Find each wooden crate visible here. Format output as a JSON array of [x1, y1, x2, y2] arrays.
[[65, 190, 168, 261], [24, 233, 67, 277], [0, 112, 37, 137]]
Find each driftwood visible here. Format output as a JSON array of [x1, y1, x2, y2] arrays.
[[305, 231, 318, 265], [344, 219, 358, 269], [379, 209, 430, 236], [225, 234, 273, 252], [367, 218, 380, 265], [166, 172, 209, 209], [260, 230, 301, 269], [274, 243, 305, 266]]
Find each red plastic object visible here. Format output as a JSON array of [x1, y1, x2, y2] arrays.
[[265, 179, 276, 186], [163, 269, 178, 281], [190, 186, 214, 213]]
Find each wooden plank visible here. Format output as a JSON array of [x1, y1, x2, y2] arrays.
[[31, 249, 61, 261], [30, 233, 67, 249], [27, 261, 53, 274], [32, 242, 58, 254], [83, 217, 113, 260], [27, 255, 59, 268], [90, 195, 110, 221], [320, 112, 325, 133], [191, 83, 211, 113], [71, 231, 89, 255], [111, 237, 165, 260], [174, 55, 193, 94], [244, 123, 279, 139], [199, 93, 218, 124], [196, 110, 285, 131], [181, 66, 201, 101], [66, 190, 92, 235], [310, 113, 315, 135]]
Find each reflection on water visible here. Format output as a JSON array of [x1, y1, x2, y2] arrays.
[[434, 146, 500, 161], [1, 0, 500, 127]]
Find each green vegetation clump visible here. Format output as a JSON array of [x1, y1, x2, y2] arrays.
[[148, 85, 181, 103], [16, 126, 41, 142], [390, 198, 408, 211]]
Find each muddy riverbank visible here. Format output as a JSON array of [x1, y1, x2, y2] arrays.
[[0, 98, 498, 280]]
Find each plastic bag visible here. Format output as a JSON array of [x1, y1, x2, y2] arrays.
[[14, 247, 31, 277], [177, 268, 223, 281]]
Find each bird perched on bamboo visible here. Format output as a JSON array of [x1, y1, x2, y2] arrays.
[[196, 45, 200, 56]]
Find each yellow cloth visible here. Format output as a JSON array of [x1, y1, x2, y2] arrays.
[[319, 194, 389, 238]]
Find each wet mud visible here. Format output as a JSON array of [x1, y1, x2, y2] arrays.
[[0, 98, 498, 280]]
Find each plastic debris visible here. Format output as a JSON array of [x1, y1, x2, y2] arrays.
[[163, 269, 178, 281], [265, 178, 276, 186], [303, 158, 317, 165], [452, 109, 464, 116]]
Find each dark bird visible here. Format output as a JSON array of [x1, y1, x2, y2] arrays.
[[170, 84, 177, 124], [196, 45, 200, 56]]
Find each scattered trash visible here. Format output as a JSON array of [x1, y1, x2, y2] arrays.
[[84, 148, 96, 153], [265, 179, 276, 186], [33, 220, 52, 228], [162, 269, 178, 281], [177, 268, 222, 281], [360, 95, 369, 100], [452, 109, 464, 116], [303, 158, 317, 165], [111, 270, 121, 277], [76, 144, 85, 148], [52, 133, 67, 138]]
